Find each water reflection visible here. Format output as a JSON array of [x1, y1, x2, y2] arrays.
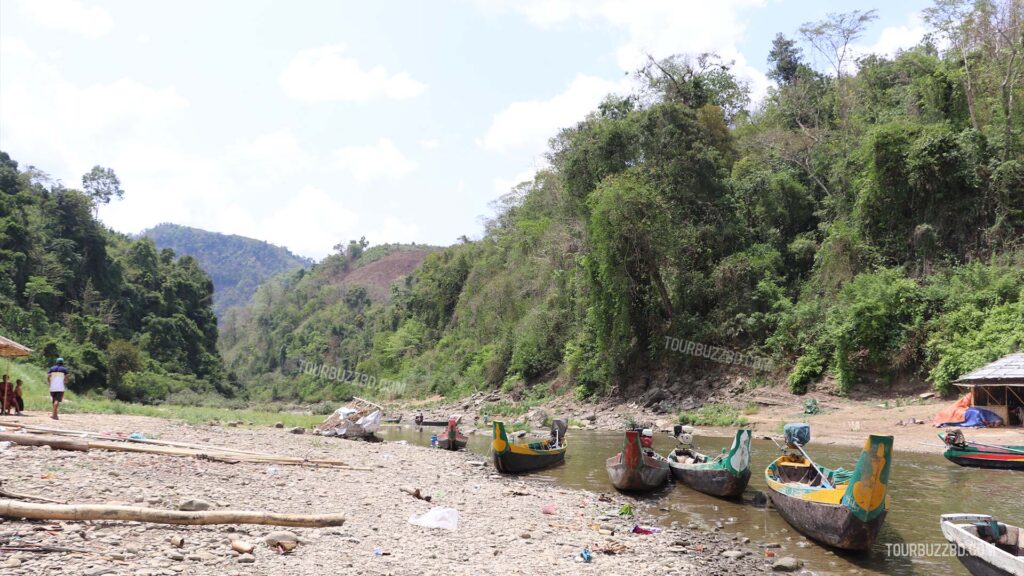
[[377, 426, 1023, 575]]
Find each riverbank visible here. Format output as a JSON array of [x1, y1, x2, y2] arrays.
[[399, 386, 1024, 456], [0, 413, 776, 575]]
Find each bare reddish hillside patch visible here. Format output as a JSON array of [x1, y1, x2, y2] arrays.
[[341, 249, 433, 301]]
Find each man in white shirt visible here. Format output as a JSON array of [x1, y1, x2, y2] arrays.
[[47, 357, 68, 420]]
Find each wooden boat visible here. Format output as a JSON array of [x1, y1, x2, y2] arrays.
[[940, 431, 1024, 471], [606, 429, 670, 492], [940, 514, 1024, 576], [491, 420, 567, 474], [667, 428, 751, 498], [437, 417, 468, 451], [764, 426, 893, 551]]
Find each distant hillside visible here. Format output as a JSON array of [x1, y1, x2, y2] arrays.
[[142, 224, 312, 319], [218, 243, 438, 399]]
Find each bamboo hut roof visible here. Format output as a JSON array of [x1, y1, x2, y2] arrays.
[[954, 353, 1024, 387]]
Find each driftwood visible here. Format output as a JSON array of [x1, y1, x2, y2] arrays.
[[0, 432, 88, 452], [0, 500, 347, 527], [0, 429, 363, 469]]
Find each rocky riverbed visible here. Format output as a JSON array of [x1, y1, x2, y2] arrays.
[[0, 414, 785, 575]]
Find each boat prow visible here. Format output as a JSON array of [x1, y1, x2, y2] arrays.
[[940, 514, 1024, 576], [606, 429, 669, 492]]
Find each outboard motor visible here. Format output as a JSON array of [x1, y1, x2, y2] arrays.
[[550, 419, 568, 447], [673, 424, 694, 446]]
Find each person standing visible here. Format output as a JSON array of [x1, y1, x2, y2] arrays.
[[13, 379, 24, 415], [47, 358, 68, 420], [0, 374, 12, 415]]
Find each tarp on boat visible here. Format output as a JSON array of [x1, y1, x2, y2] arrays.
[[932, 391, 973, 427], [937, 406, 1004, 428], [314, 397, 383, 438]]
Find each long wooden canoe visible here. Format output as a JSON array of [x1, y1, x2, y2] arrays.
[[940, 432, 1024, 471], [606, 430, 669, 492], [765, 434, 893, 551], [940, 514, 1024, 576], [491, 421, 566, 474], [437, 418, 468, 451], [668, 429, 751, 498]]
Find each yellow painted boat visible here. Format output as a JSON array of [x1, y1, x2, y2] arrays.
[[491, 420, 566, 474]]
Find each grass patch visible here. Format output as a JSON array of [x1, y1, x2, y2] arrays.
[[677, 403, 748, 427], [4, 360, 322, 428], [743, 402, 760, 415]]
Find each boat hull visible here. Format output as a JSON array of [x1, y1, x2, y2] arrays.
[[940, 514, 1024, 576], [943, 449, 1024, 471], [492, 449, 565, 473], [670, 465, 750, 498], [490, 421, 567, 474], [437, 438, 467, 451], [767, 489, 886, 551], [606, 430, 669, 492], [607, 458, 669, 491]]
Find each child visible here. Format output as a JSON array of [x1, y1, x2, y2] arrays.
[[14, 379, 24, 415]]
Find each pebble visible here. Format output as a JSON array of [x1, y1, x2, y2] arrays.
[[2, 557, 21, 568], [178, 499, 211, 511], [237, 554, 255, 564]]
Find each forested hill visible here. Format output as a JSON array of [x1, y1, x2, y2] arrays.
[[0, 152, 229, 403], [142, 223, 312, 319], [226, 2, 1024, 405], [219, 242, 437, 400]]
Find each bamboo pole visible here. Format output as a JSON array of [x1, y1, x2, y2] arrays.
[[0, 432, 89, 452], [0, 422, 359, 467], [0, 431, 362, 469], [0, 500, 347, 527]]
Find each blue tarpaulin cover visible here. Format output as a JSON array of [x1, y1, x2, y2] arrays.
[[784, 423, 811, 446], [937, 407, 1004, 428]]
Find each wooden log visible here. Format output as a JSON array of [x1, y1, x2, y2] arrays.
[[0, 500, 347, 527], [0, 432, 89, 452]]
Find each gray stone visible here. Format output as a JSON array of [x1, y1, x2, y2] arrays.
[[720, 550, 746, 559], [274, 422, 284, 428], [288, 427, 305, 435], [237, 554, 255, 564], [177, 499, 211, 511], [772, 557, 801, 572]]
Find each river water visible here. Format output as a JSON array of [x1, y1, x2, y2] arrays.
[[377, 425, 1023, 575]]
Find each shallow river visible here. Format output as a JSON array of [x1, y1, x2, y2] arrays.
[[377, 426, 1023, 575]]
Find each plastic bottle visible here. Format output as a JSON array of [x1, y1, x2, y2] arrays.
[[373, 547, 383, 556], [430, 434, 438, 448]]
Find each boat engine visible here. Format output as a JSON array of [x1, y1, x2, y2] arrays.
[[673, 424, 694, 446]]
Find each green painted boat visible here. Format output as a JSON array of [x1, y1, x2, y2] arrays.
[[765, 430, 893, 551], [667, 428, 752, 498]]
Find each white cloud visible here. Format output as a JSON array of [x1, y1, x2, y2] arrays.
[[493, 168, 537, 194], [486, 0, 764, 70], [227, 130, 312, 178], [479, 0, 772, 153], [482, 74, 628, 154], [260, 186, 359, 257], [17, 0, 113, 39], [853, 14, 928, 60], [419, 138, 441, 150], [280, 45, 426, 102], [327, 138, 418, 182]]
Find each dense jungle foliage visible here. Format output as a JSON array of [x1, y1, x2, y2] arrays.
[[223, 1, 1023, 403], [143, 223, 311, 319], [0, 152, 230, 403]]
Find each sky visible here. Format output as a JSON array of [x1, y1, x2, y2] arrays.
[[0, 0, 934, 259]]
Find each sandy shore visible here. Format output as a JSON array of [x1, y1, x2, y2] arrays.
[[0, 413, 778, 575]]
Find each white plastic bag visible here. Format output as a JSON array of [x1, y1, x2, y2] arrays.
[[356, 410, 382, 434], [408, 507, 459, 530]]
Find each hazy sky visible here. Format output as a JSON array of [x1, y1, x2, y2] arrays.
[[1, 0, 931, 259]]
